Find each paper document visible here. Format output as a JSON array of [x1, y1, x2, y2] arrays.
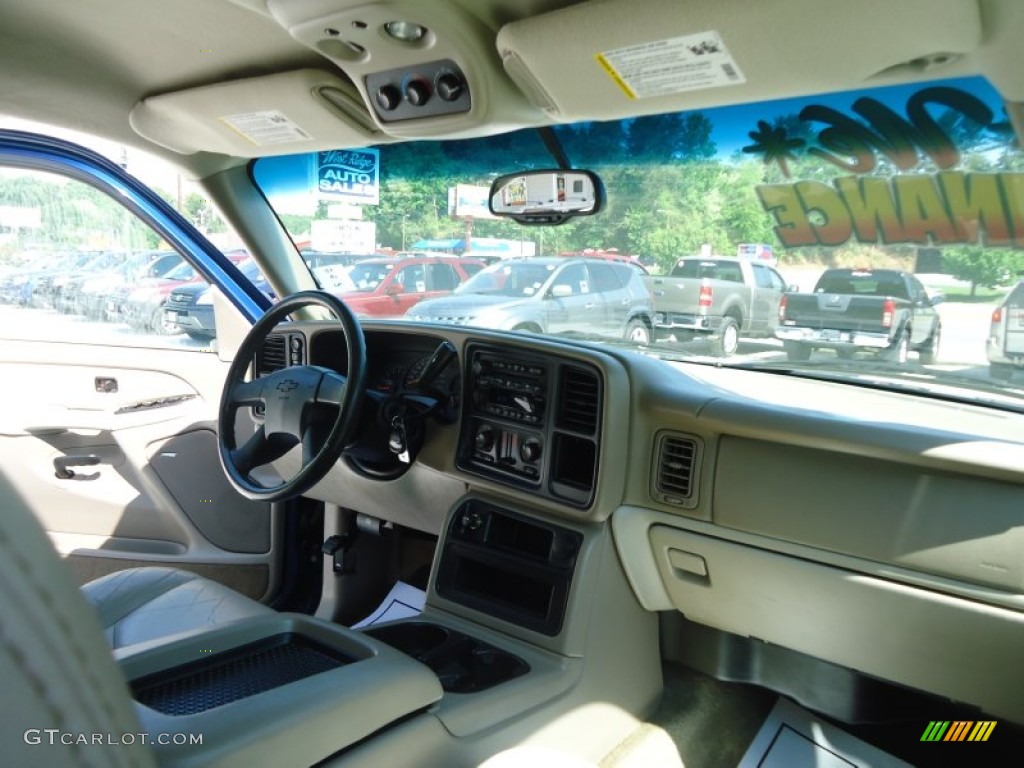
[[738, 698, 912, 768], [351, 581, 426, 628]]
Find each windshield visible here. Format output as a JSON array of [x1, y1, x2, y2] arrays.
[[253, 74, 1024, 412]]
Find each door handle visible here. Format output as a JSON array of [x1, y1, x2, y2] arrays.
[[585, 302, 596, 310], [54, 455, 101, 479]]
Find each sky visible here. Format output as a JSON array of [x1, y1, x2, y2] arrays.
[[0, 115, 203, 203]]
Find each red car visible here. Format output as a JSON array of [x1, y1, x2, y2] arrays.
[[333, 256, 483, 317], [121, 249, 250, 333]]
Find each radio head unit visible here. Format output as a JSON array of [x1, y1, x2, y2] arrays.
[[458, 344, 603, 507]]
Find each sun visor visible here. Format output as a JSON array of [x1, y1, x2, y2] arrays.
[[496, 0, 982, 120], [130, 69, 381, 157]]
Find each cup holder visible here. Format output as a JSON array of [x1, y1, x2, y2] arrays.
[[364, 621, 529, 693]]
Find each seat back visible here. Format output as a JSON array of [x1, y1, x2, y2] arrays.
[[0, 470, 154, 768]]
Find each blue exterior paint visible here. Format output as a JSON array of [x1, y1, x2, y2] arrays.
[[0, 129, 271, 322]]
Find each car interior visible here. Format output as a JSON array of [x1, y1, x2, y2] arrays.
[[2, 1, 1024, 767]]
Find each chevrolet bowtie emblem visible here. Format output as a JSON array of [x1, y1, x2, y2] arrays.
[[275, 379, 299, 393]]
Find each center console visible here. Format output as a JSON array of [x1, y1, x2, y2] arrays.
[[458, 344, 603, 507], [120, 614, 442, 767], [435, 498, 583, 636]]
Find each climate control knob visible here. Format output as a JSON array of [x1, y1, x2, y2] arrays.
[[474, 426, 495, 453], [519, 439, 542, 463]]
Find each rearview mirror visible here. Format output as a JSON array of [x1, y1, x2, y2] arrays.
[[550, 284, 573, 298], [489, 169, 604, 225]]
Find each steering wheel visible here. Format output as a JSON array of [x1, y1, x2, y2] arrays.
[[218, 290, 366, 502]]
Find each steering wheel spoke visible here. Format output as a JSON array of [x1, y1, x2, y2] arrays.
[[231, 426, 296, 476], [315, 371, 348, 406], [228, 378, 265, 408]]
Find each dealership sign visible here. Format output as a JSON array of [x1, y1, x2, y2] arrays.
[[317, 149, 379, 204]]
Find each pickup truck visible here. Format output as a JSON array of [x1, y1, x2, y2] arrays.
[[643, 257, 787, 356], [776, 268, 943, 363]]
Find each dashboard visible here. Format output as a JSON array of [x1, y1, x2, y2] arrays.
[[248, 319, 1024, 724], [258, 325, 606, 510]]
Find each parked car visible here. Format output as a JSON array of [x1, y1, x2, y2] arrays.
[[409, 257, 654, 343], [301, 250, 372, 290], [644, 256, 787, 355], [122, 250, 249, 333], [986, 280, 1024, 379], [103, 251, 183, 322], [777, 268, 943, 363], [167, 258, 275, 339], [333, 255, 483, 317]]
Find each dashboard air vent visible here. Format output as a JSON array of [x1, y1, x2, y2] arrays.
[[557, 366, 600, 434], [653, 433, 702, 508], [258, 334, 288, 375]]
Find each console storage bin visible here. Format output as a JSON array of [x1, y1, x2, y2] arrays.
[[118, 614, 443, 768]]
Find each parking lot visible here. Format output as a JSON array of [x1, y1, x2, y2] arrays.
[[0, 304, 213, 351], [0, 295, 996, 376]]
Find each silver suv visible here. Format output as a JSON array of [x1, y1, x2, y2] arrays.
[[407, 257, 654, 344]]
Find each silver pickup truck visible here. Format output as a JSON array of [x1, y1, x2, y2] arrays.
[[643, 257, 788, 356]]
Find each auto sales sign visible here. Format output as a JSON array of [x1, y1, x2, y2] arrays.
[[318, 149, 379, 205]]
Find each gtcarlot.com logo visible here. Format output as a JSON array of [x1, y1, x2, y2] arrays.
[[24, 730, 203, 746], [921, 721, 996, 742]]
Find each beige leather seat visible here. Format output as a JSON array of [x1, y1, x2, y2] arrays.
[[82, 566, 272, 650], [0, 473, 157, 767]]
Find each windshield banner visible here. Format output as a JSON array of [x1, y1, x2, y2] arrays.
[[748, 82, 1020, 248]]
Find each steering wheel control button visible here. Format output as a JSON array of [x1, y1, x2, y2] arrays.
[[365, 59, 470, 122]]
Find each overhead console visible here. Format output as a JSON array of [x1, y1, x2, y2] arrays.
[[458, 343, 603, 508], [265, 0, 538, 138]]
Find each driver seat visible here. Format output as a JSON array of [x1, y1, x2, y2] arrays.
[[81, 566, 274, 650]]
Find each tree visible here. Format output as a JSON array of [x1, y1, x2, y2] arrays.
[[182, 192, 226, 234], [942, 245, 1024, 296]]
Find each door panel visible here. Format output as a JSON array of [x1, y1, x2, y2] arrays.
[[0, 343, 280, 600], [0, 148, 279, 602]]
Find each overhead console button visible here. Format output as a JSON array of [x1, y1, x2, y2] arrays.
[[365, 59, 471, 122], [375, 84, 402, 111]]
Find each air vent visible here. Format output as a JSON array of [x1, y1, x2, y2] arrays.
[[653, 433, 702, 508], [557, 366, 600, 434], [258, 334, 288, 375]]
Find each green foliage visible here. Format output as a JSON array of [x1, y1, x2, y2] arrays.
[[0, 171, 161, 250], [941, 245, 1024, 295], [182, 192, 226, 234]]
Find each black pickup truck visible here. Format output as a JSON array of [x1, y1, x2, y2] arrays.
[[776, 268, 943, 363]]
